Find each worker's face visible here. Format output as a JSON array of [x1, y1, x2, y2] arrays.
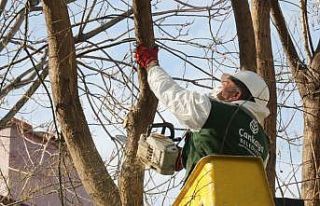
[[216, 77, 241, 102]]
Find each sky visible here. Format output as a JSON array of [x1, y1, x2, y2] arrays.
[[1, 0, 319, 205]]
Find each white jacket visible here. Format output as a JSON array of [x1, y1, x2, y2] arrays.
[[147, 66, 270, 130]]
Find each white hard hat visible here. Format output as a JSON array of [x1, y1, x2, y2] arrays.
[[223, 71, 270, 106]]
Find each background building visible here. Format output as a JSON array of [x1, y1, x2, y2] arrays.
[[0, 118, 92, 205]]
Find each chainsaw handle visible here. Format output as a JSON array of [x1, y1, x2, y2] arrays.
[[147, 122, 175, 139]]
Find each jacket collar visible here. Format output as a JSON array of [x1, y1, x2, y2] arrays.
[[232, 100, 270, 126]]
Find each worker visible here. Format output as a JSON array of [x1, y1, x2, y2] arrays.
[[134, 44, 270, 179]]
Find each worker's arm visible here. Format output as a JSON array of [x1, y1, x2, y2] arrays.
[[147, 65, 211, 130], [134, 44, 212, 130]]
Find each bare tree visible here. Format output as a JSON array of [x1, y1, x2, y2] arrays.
[[118, 0, 157, 205], [252, 0, 277, 194], [41, 0, 120, 205], [270, 1, 320, 205], [1, 0, 316, 205], [231, 0, 277, 194]]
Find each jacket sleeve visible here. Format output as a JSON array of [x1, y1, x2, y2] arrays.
[[147, 65, 211, 130]]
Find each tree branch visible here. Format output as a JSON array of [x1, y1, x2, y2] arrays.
[[118, 0, 158, 205], [0, 67, 48, 129], [74, 9, 133, 43], [231, 0, 257, 71], [42, 0, 121, 204], [300, 0, 313, 62], [270, 0, 306, 77]]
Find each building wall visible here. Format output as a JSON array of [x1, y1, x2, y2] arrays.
[[0, 127, 11, 197], [0, 119, 92, 206]]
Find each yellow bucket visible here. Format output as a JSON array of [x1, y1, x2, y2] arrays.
[[173, 155, 274, 206]]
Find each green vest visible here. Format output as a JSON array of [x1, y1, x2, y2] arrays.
[[181, 100, 270, 178]]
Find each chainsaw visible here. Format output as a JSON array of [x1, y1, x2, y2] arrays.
[[137, 122, 180, 175]]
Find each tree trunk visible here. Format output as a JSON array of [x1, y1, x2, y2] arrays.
[[270, 1, 320, 204], [302, 51, 320, 206], [252, 0, 277, 195], [302, 98, 320, 206], [118, 0, 158, 205], [0, 0, 8, 16], [231, 0, 257, 71], [42, 0, 120, 205]]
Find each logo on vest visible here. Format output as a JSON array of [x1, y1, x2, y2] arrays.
[[250, 119, 259, 134]]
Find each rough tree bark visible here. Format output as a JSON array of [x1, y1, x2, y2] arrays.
[[230, 0, 257, 71], [270, 1, 320, 205], [231, 0, 277, 195], [301, 50, 320, 206], [41, 0, 121, 205], [252, 0, 277, 195], [118, 0, 158, 205]]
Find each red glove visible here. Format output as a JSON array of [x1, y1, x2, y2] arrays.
[[135, 44, 159, 69]]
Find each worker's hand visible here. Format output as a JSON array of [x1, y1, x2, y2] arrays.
[[135, 44, 159, 69]]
